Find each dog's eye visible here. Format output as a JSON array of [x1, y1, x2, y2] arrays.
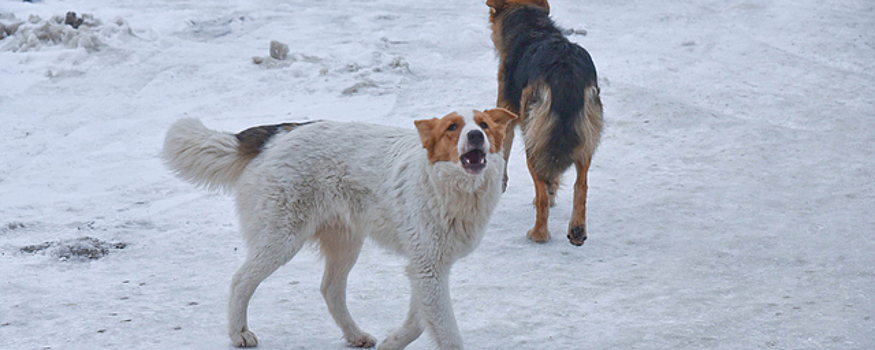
[[447, 124, 458, 131], [479, 122, 489, 129]]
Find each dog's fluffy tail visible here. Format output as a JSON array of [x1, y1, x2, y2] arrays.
[[160, 118, 251, 193], [524, 84, 603, 182]]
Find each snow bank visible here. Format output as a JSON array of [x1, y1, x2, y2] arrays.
[[0, 11, 134, 53]]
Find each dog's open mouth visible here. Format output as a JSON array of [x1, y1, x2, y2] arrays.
[[461, 149, 487, 174]]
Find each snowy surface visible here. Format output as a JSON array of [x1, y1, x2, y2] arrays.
[[1, 0, 873, 349]]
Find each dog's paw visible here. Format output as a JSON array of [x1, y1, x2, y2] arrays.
[[567, 226, 587, 246], [347, 332, 377, 348], [378, 335, 404, 350], [230, 329, 258, 348], [527, 227, 550, 243]]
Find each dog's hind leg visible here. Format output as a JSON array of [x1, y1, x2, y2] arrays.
[[568, 85, 603, 246], [526, 156, 552, 243], [533, 178, 559, 208], [228, 229, 307, 347], [568, 157, 591, 246], [318, 227, 376, 348], [499, 118, 517, 193]]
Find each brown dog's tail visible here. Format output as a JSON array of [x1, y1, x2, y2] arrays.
[[522, 83, 603, 182]]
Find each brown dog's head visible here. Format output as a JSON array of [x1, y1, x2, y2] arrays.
[[487, 0, 549, 21], [415, 108, 517, 175], [486, 0, 550, 55]]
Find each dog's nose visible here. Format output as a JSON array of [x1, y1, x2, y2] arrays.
[[467, 130, 484, 147]]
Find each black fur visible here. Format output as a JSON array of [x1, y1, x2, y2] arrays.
[[499, 6, 598, 180], [235, 121, 316, 158]]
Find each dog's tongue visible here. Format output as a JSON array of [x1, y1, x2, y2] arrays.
[[461, 150, 486, 171]]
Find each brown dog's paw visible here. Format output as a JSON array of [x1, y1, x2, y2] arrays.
[[567, 226, 587, 246], [527, 227, 551, 243]]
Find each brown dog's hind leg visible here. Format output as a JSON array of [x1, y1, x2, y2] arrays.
[[546, 178, 559, 207], [526, 156, 551, 243], [531, 178, 558, 207], [568, 157, 591, 246], [500, 118, 517, 193]]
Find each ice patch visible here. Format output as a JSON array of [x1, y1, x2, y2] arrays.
[[0, 12, 134, 53]]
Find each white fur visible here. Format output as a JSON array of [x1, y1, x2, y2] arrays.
[[161, 114, 505, 350], [160, 118, 248, 194]]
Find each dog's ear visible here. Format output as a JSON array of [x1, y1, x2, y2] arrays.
[[478, 108, 519, 153], [483, 108, 518, 127], [415, 114, 464, 163], [532, 0, 550, 12], [487, 0, 550, 13], [414, 118, 438, 153], [486, 0, 505, 10]]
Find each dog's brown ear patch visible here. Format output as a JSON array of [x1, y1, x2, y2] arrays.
[[530, 0, 549, 12], [489, 0, 549, 12], [484, 108, 518, 126], [475, 108, 518, 153], [486, 0, 505, 10], [415, 113, 465, 164]]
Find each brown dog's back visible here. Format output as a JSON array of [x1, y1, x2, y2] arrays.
[[491, 2, 602, 182]]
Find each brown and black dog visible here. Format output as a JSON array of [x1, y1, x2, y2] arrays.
[[487, 0, 604, 245]]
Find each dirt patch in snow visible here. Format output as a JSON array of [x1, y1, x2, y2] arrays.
[[20, 236, 127, 261]]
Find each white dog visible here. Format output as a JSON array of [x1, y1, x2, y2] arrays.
[[161, 108, 517, 349]]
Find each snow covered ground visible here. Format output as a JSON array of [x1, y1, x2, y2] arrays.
[[1, 0, 873, 349]]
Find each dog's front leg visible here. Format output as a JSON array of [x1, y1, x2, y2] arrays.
[[418, 266, 463, 349], [378, 285, 423, 350], [396, 263, 463, 350]]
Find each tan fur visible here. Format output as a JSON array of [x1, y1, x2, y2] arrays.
[[519, 84, 554, 172], [476, 108, 517, 154], [565, 86, 603, 242], [414, 112, 465, 164], [527, 156, 551, 243], [487, 0, 550, 18], [578, 86, 604, 159]]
